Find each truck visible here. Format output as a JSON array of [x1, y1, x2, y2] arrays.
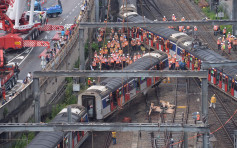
[[34, 0, 63, 18], [0, 49, 20, 99], [0, 0, 64, 50]]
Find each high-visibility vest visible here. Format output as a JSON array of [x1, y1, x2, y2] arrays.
[[186, 26, 190, 30], [137, 41, 141, 45], [116, 59, 120, 64], [163, 17, 167, 21], [129, 60, 133, 64], [211, 96, 216, 103], [92, 61, 96, 66], [172, 15, 176, 21], [169, 61, 172, 68], [233, 39, 237, 45], [137, 54, 141, 59], [217, 39, 221, 45], [213, 25, 218, 31], [172, 58, 176, 63], [222, 37, 225, 42], [112, 132, 116, 138], [120, 36, 124, 42], [221, 44, 225, 50], [133, 56, 137, 62], [228, 44, 232, 49], [88, 80, 91, 85], [107, 43, 111, 48], [196, 114, 200, 121], [194, 27, 198, 31], [175, 61, 179, 68], [181, 18, 185, 21], [223, 28, 226, 34]]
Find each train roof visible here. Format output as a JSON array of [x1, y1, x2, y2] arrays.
[[100, 51, 167, 95], [188, 46, 230, 63], [126, 15, 178, 39], [27, 105, 86, 148]]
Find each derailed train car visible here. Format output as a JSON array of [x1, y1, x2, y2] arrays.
[[78, 50, 168, 120], [27, 105, 89, 148]]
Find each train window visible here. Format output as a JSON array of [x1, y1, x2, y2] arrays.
[[112, 91, 117, 106], [211, 70, 214, 76], [228, 79, 232, 91], [234, 83, 237, 91], [128, 83, 134, 91], [216, 73, 220, 84]]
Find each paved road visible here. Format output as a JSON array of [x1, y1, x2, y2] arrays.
[[6, 0, 83, 80]]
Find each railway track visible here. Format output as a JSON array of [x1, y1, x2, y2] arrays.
[[193, 78, 237, 148]]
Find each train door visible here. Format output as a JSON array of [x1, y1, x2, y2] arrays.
[[140, 77, 147, 91], [187, 55, 190, 69], [234, 81, 237, 98], [222, 75, 225, 91], [228, 77, 232, 93], [231, 79, 235, 96], [219, 73, 222, 89], [116, 89, 122, 106], [198, 60, 201, 71], [156, 37, 159, 50], [124, 84, 130, 102], [82, 95, 96, 120], [191, 56, 194, 70], [208, 69, 211, 81], [110, 92, 117, 111], [225, 76, 228, 92], [147, 78, 152, 87]]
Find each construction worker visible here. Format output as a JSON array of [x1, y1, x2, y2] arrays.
[[209, 94, 216, 109], [112, 131, 116, 144], [217, 37, 221, 50], [88, 78, 92, 87], [163, 16, 167, 21], [222, 35, 226, 42], [213, 25, 219, 36], [194, 58, 198, 70], [221, 42, 225, 55], [228, 42, 232, 54], [223, 27, 226, 36], [175, 60, 180, 70], [172, 14, 176, 21], [169, 59, 173, 70], [194, 26, 198, 38], [233, 37, 237, 51]]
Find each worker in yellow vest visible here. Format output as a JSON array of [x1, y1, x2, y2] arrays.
[[112, 131, 116, 144], [209, 94, 216, 109]]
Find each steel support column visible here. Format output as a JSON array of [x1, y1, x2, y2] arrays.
[[201, 78, 208, 124], [95, 0, 99, 22], [234, 130, 237, 148], [79, 29, 85, 83], [184, 132, 188, 148], [101, 0, 105, 21], [201, 78, 209, 148], [203, 133, 209, 148], [233, 0, 237, 35], [33, 78, 40, 123], [68, 106, 72, 148]]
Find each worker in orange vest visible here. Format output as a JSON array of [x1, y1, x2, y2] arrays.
[[233, 37, 237, 51], [169, 60, 173, 70], [133, 53, 137, 62], [175, 60, 180, 70], [222, 27, 226, 36], [228, 42, 232, 54], [217, 37, 221, 50], [194, 26, 198, 38], [213, 25, 219, 36], [163, 16, 167, 21], [172, 14, 176, 21]]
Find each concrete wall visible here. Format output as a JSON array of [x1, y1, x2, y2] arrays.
[[0, 0, 94, 123]]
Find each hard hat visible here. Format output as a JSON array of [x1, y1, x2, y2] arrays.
[[228, 32, 230, 33], [108, 41, 110, 42], [172, 14, 174, 15], [89, 78, 91, 79], [224, 27, 226, 29], [164, 16, 166, 18]]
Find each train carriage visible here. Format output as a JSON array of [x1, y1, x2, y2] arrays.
[[27, 105, 89, 148], [119, 1, 237, 100], [78, 51, 168, 120]]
